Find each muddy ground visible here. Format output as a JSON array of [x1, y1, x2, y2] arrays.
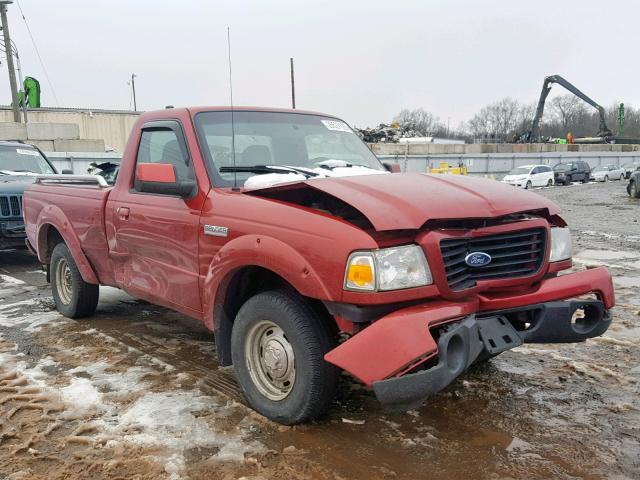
[[0, 180, 638, 480]]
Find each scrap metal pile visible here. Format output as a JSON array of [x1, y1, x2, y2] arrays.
[[356, 123, 424, 143]]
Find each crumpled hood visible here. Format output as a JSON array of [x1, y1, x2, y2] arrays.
[[249, 173, 560, 231]]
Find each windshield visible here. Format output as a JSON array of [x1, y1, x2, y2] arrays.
[[0, 145, 55, 174], [593, 166, 608, 172], [195, 111, 384, 186], [508, 167, 531, 175], [554, 163, 573, 172]]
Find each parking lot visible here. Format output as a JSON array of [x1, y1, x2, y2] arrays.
[[0, 180, 638, 480]]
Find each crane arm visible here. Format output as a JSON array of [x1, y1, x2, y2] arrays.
[[529, 74, 612, 142]]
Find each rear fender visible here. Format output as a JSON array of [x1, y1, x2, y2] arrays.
[[202, 234, 332, 331], [35, 205, 99, 285]]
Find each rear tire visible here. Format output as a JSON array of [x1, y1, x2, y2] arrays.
[[547, 179, 553, 187], [630, 181, 639, 198], [231, 290, 338, 425], [50, 243, 99, 318], [604, 175, 609, 182]]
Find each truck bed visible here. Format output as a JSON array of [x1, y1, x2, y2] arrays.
[[23, 177, 113, 284]]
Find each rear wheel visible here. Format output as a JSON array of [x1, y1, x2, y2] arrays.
[[547, 179, 553, 187], [604, 175, 609, 182], [582, 175, 589, 183], [231, 290, 338, 425], [50, 243, 99, 318], [630, 181, 639, 198]]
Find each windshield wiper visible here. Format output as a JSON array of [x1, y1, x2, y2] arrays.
[[220, 165, 321, 178]]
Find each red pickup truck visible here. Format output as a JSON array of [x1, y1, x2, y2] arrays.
[[23, 107, 614, 425]]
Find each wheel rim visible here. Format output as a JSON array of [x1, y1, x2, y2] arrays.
[[245, 320, 296, 400], [55, 258, 73, 304]]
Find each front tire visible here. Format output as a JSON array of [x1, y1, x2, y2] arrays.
[[50, 243, 99, 318], [630, 181, 639, 198], [604, 175, 609, 182], [525, 180, 532, 189], [231, 290, 338, 425], [547, 179, 553, 187]]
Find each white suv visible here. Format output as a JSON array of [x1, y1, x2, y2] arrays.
[[502, 164, 554, 189]]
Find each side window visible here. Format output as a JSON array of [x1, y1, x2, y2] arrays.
[[531, 167, 541, 174], [543, 166, 551, 173], [135, 126, 194, 188]]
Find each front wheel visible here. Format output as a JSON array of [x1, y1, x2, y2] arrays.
[[604, 175, 609, 182], [525, 180, 532, 189], [231, 290, 338, 425], [630, 181, 639, 198], [50, 243, 99, 318], [547, 179, 553, 187]]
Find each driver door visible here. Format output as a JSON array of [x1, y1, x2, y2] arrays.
[[110, 121, 204, 316]]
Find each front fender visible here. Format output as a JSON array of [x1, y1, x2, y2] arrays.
[[202, 234, 333, 330], [36, 205, 99, 285]]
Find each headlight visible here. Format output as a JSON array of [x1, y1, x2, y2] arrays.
[[549, 227, 572, 262], [344, 245, 432, 291]]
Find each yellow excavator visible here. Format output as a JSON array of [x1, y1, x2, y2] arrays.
[[428, 161, 468, 175]]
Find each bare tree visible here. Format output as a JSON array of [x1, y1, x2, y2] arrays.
[[393, 108, 442, 136], [468, 97, 524, 142], [549, 95, 587, 129]]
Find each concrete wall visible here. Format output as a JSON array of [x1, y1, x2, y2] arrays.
[[371, 142, 640, 156], [379, 152, 640, 177], [0, 107, 140, 152]]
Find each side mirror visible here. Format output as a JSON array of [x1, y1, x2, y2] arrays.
[[383, 162, 401, 173], [135, 163, 196, 198], [61, 169, 73, 174]]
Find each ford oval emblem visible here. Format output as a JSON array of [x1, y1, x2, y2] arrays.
[[465, 252, 492, 267]]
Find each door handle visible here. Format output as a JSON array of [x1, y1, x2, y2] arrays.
[[117, 207, 130, 220]]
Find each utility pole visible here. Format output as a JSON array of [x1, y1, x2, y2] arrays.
[[290, 58, 295, 109], [131, 73, 137, 111], [0, 0, 21, 122], [12, 41, 27, 122]]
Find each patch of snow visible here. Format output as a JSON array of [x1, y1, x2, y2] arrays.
[[61, 377, 104, 415], [0, 298, 64, 332]]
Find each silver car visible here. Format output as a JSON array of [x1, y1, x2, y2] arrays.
[[591, 165, 625, 182]]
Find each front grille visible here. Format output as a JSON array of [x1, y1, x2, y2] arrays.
[[0, 195, 22, 218], [440, 228, 546, 291]]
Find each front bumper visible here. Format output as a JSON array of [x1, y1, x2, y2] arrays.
[[0, 219, 26, 249], [325, 267, 614, 411]]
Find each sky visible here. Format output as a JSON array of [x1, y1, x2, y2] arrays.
[[0, 0, 637, 128]]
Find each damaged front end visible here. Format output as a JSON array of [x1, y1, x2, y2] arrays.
[[325, 267, 614, 411]]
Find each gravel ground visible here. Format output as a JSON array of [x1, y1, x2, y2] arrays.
[[0, 179, 638, 480]]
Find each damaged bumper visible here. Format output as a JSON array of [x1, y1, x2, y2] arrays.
[[325, 267, 614, 411]]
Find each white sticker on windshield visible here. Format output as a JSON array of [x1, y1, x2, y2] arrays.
[[321, 120, 352, 133], [16, 148, 39, 156]]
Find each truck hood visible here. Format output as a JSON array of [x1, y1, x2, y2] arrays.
[[0, 176, 37, 195], [248, 173, 560, 231]]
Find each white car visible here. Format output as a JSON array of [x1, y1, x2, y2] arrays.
[[501, 164, 554, 189], [591, 165, 625, 182]]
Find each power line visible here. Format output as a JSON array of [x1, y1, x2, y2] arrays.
[[15, 0, 60, 106]]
